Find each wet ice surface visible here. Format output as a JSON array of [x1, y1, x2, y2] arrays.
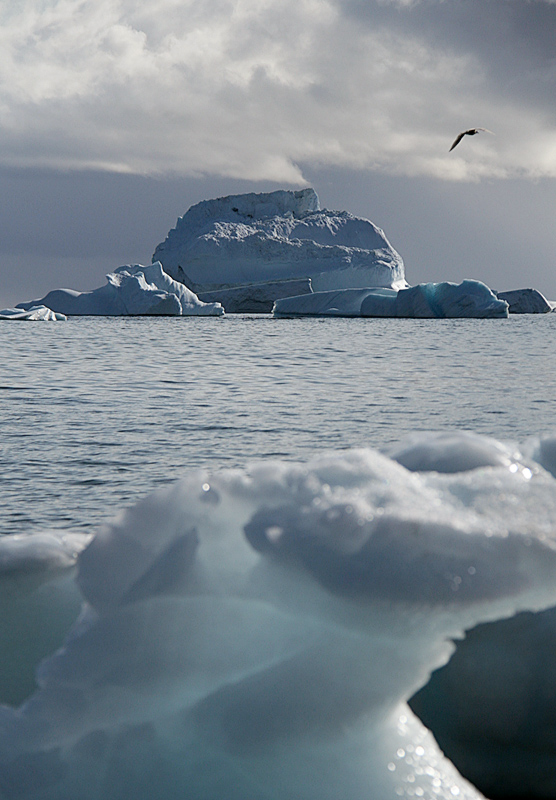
[[2, 437, 556, 799]]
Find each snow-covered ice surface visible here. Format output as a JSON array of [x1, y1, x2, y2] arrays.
[[3, 434, 556, 799], [274, 280, 509, 319], [16, 263, 223, 317], [0, 306, 66, 321], [153, 188, 407, 293], [384, 431, 521, 474]]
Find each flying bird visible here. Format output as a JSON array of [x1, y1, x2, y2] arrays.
[[449, 127, 495, 152]]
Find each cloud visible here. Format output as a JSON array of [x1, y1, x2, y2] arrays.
[[1, 0, 556, 182]]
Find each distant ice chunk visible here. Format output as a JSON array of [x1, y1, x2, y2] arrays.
[[153, 188, 407, 293], [197, 278, 313, 313], [3, 439, 556, 798], [397, 280, 508, 318], [0, 306, 66, 321], [496, 287, 553, 314], [275, 287, 394, 317], [274, 279, 509, 318], [16, 263, 224, 317], [359, 287, 399, 316]]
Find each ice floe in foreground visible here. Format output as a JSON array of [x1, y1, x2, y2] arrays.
[[2, 433, 556, 798], [16, 263, 224, 317], [273, 280, 509, 319], [382, 431, 556, 799], [0, 532, 91, 706]]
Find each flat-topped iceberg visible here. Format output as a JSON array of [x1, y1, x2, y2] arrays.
[[152, 188, 407, 294], [3, 433, 556, 798], [273, 279, 509, 319], [0, 306, 66, 321], [16, 263, 224, 317]]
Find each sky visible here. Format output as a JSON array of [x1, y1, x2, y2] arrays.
[[1, 0, 556, 308]]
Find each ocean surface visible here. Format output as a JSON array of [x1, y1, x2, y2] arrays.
[[2, 313, 556, 537]]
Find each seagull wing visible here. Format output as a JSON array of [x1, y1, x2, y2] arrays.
[[449, 127, 495, 152], [449, 132, 466, 152]]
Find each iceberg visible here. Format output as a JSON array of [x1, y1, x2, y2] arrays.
[[396, 281, 508, 318], [495, 287, 554, 314], [152, 188, 407, 294], [275, 287, 396, 318], [274, 279, 509, 318], [16, 263, 224, 317], [197, 278, 313, 313], [2, 434, 556, 799], [0, 306, 66, 321]]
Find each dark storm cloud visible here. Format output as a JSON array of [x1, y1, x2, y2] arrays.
[[339, 0, 556, 111], [0, 166, 288, 306]]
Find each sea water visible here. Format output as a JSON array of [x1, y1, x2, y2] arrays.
[[1, 313, 555, 536]]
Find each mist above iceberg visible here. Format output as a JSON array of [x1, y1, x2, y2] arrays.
[[152, 188, 407, 293], [3, 434, 556, 799]]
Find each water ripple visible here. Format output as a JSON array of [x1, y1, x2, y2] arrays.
[[0, 313, 555, 534]]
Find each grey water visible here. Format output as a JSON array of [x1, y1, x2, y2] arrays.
[[1, 313, 556, 536]]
